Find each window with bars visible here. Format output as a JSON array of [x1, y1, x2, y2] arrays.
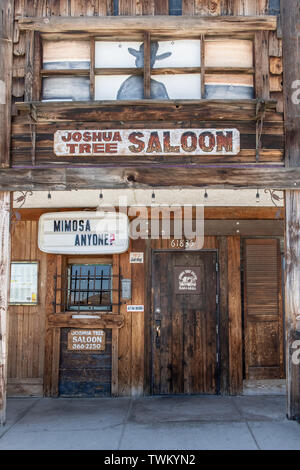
[[67, 264, 113, 312], [41, 35, 254, 101]]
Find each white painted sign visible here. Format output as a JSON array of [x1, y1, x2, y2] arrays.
[[54, 129, 240, 157], [127, 305, 144, 312], [10, 262, 38, 304], [38, 211, 129, 255], [130, 252, 144, 264]]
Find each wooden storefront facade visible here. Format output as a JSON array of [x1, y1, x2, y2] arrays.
[[1, 0, 300, 423]]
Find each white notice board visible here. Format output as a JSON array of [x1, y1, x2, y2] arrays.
[[10, 262, 38, 305]]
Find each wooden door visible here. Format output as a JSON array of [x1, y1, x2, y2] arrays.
[[152, 251, 219, 395], [243, 239, 285, 379]]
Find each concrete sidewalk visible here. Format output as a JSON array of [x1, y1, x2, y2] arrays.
[[0, 395, 299, 450]]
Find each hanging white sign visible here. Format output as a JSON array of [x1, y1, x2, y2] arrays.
[[38, 211, 129, 255], [54, 129, 240, 157]]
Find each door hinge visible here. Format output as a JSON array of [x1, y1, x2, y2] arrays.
[[216, 294, 219, 304], [216, 324, 219, 335], [216, 352, 219, 363], [215, 262, 219, 272]]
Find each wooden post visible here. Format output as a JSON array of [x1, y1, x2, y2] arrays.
[[282, 1, 300, 419], [0, 192, 11, 425], [285, 192, 300, 420], [0, 0, 13, 168]]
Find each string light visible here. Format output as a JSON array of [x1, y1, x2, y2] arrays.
[[99, 189, 103, 199], [48, 191, 51, 199], [151, 189, 156, 200], [256, 189, 260, 204], [204, 189, 208, 199]]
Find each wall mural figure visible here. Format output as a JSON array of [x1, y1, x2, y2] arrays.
[[117, 42, 172, 100]]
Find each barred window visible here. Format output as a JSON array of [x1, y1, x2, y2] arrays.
[[67, 264, 112, 312]]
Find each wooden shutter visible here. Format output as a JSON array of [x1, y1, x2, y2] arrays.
[[243, 239, 284, 380]]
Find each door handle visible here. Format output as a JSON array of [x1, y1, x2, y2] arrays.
[[155, 325, 161, 338]]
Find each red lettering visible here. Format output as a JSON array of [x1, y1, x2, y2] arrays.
[[216, 131, 233, 152], [92, 132, 102, 141], [72, 132, 82, 142], [163, 132, 180, 153], [199, 132, 215, 153], [79, 144, 91, 153], [105, 143, 118, 153], [93, 143, 105, 153], [181, 132, 197, 153], [62, 132, 72, 142], [83, 131, 91, 142], [113, 131, 122, 142], [66, 144, 78, 153], [103, 132, 112, 142], [128, 132, 145, 153], [146, 132, 162, 153]]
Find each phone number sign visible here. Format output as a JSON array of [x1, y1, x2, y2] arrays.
[[67, 329, 106, 352]]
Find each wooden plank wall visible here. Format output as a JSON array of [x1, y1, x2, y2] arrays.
[[10, 0, 284, 167], [7, 216, 244, 396], [118, 238, 146, 396], [7, 220, 47, 396]]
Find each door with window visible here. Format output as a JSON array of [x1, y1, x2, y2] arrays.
[[59, 259, 113, 397], [152, 251, 219, 395]]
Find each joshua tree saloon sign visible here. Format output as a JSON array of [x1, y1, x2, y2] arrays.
[[54, 129, 240, 157]]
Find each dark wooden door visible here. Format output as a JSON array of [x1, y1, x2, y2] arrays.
[[152, 251, 219, 395]]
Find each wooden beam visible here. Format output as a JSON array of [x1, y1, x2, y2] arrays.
[[282, 1, 300, 167], [1, 166, 300, 190], [15, 207, 285, 222], [285, 190, 300, 420], [0, 192, 11, 425], [0, 0, 13, 168], [16, 99, 277, 123], [18, 16, 277, 35]]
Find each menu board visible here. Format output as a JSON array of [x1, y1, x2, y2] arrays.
[[10, 262, 38, 305]]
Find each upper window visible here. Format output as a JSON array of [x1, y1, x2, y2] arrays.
[[41, 36, 254, 101]]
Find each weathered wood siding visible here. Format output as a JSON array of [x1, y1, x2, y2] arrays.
[[243, 238, 284, 380], [10, 0, 284, 168], [7, 207, 285, 397], [7, 220, 47, 396]]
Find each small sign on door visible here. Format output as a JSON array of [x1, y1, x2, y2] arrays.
[[174, 267, 202, 294]]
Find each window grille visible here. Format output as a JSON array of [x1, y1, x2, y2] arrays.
[[53, 264, 120, 313]]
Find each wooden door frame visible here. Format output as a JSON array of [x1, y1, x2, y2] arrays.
[[150, 249, 220, 395]]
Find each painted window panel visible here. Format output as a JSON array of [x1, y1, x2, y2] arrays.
[[95, 41, 143, 68], [205, 74, 254, 99], [153, 40, 201, 68], [152, 74, 201, 99], [205, 40, 253, 68], [43, 40, 90, 70], [95, 75, 134, 100], [42, 76, 90, 101]]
